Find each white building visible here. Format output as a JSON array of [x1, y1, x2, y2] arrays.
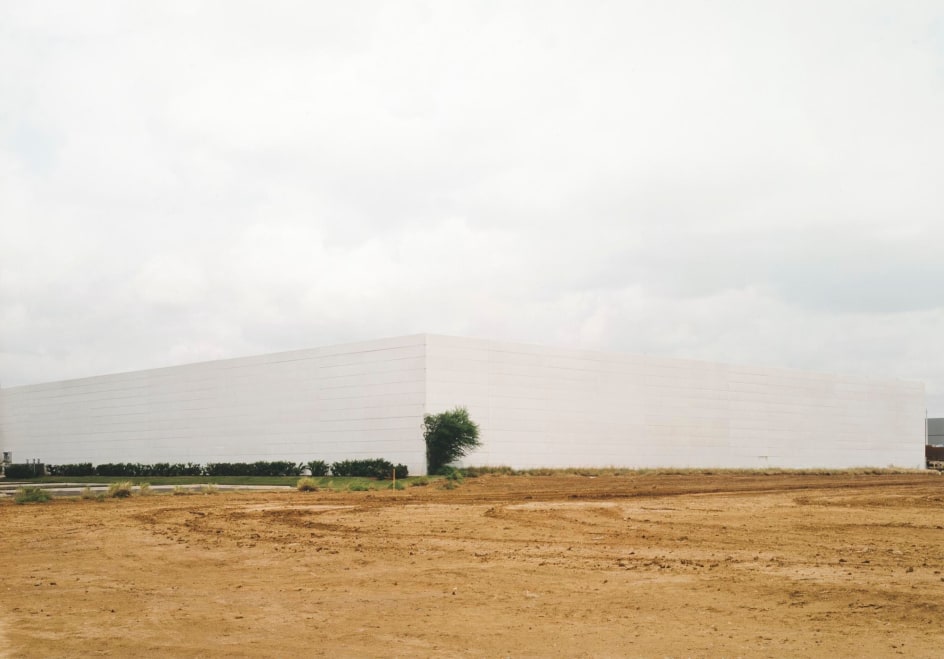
[[0, 335, 927, 474]]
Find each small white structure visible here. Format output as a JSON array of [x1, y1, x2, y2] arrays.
[[0, 335, 927, 474]]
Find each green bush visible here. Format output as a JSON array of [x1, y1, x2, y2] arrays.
[[348, 482, 371, 492], [139, 462, 203, 477], [440, 466, 464, 482], [47, 463, 95, 477], [204, 461, 298, 477], [424, 407, 481, 475], [330, 459, 407, 480], [4, 463, 45, 479], [96, 463, 144, 477], [95, 462, 203, 477], [306, 460, 329, 477], [14, 486, 51, 504]]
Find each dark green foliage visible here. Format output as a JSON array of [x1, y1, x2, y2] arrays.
[[330, 459, 363, 477], [48, 462, 203, 478], [26, 460, 417, 480], [92, 461, 295, 477], [46, 463, 95, 477], [204, 461, 299, 477], [44, 462, 283, 477], [203, 462, 249, 477], [136, 462, 203, 477], [4, 463, 45, 479], [14, 486, 51, 504], [330, 459, 408, 479], [95, 463, 159, 477], [95, 463, 141, 477], [424, 407, 481, 475], [441, 466, 464, 482]]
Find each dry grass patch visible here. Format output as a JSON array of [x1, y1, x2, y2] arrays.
[[296, 477, 319, 492], [107, 481, 133, 498], [13, 487, 51, 505]]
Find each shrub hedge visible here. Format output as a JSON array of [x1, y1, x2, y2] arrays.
[[8, 459, 408, 479], [204, 461, 298, 477], [3, 463, 45, 479], [46, 463, 95, 477], [95, 462, 204, 477], [330, 459, 408, 480]]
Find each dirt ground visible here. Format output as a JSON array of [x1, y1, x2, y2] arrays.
[[2, 473, 943, 658]]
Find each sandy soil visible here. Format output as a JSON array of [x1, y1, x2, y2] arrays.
[[2, 473, 943, 658]]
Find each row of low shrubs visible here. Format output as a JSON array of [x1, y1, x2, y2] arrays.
[[329, 459, 408, 480], [5, 459, 408, 480], [3, 463, 47, 479], [202, 461, 299, 477], [58, 462, 207, 477]]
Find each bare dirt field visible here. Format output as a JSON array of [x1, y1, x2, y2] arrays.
[[2, 473, 943, 658]]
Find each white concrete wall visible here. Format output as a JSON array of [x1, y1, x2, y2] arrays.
[[0, 336, 427, 475], [425, 335, 926, 469], [0, 334, 927, 474]]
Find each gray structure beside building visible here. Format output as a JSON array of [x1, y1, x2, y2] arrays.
[[928, 418, 944, 446]]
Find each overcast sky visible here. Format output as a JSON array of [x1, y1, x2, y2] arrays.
[[1, 1, 943, 414]]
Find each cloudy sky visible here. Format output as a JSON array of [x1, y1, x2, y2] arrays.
[[1, 1, 943, 414]]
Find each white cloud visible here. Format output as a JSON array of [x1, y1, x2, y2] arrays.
[[1, 1, 943, 415]]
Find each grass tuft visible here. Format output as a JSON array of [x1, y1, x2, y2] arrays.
[[296, 477, 319, 492], [107, 481, 133, 498], [200, 484, 219, 495], [14, 486, 51, 504], [138, 482, 152, 496], [80, 486, 96, 500], [461, 465, 515, 477]]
